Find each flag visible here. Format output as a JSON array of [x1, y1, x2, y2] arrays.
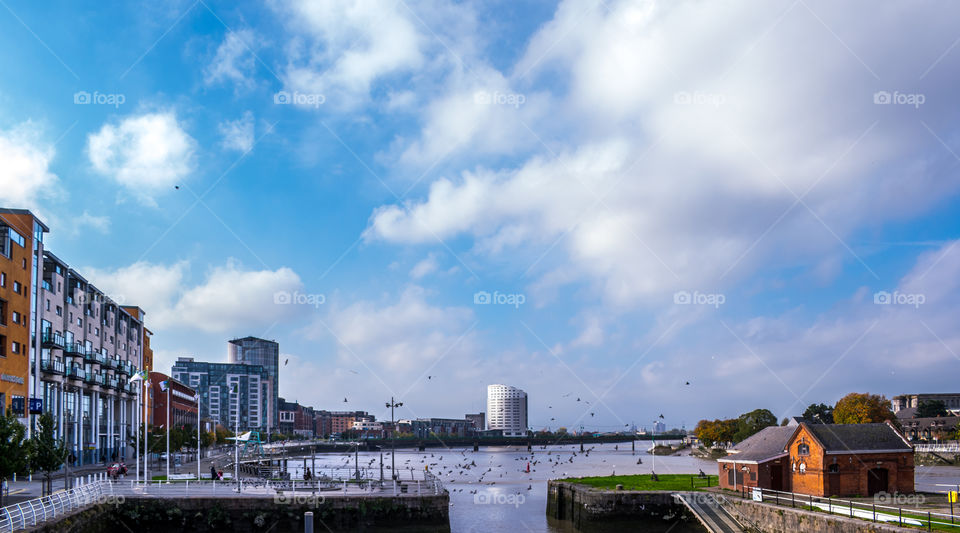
[[129, 371, 146, 382], [159, 380, 169, 392]]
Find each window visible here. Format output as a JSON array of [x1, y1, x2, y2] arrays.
[[12, 311, 21, 325], [77, 318, 82, 327], [13, 281, 21, 294], [7, 228, 25, 247], [0, 335, 5, 356], [11, 341, 20, 354], [797, 443, 810, 456], [21, 258, 26, 270], [0, 299, 5, 326], [46, 300, 50, 311], [0, 272, 5, 287], [56, 306, 62, 317], [828, 463, 839, 473]]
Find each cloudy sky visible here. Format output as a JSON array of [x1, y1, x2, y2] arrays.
[[2, 0, 959, 432]]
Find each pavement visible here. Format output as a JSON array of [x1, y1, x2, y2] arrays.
[[1, 448, 236, 507]]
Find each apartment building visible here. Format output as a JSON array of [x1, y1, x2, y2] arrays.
[[1, 209, 149, 466], [171, 357, 269, 433], [487, 384, 528, 437], [227, 336, 278, 434], [314, 410, 369, 438]]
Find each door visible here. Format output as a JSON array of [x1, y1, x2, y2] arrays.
[[770, 463, 783, 491], [728, 468, 735, 487], [867, 468, 888, 496]]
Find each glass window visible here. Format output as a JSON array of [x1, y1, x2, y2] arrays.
[[797, 443, 810, 456]]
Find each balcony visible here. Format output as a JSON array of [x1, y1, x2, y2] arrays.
[[105, 357, 118, 369], [67, 342, 86, 357], [117, 361, 130, 375], [66, 365, 85, 380], [40, 359, 65, 375], [107, 377, 119, 390], [42, 331, 66, 349]]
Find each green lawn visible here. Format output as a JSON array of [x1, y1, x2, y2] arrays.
[[560, 474, 718, 491]]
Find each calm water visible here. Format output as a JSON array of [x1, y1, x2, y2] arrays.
[[291, 441, 716, 532]]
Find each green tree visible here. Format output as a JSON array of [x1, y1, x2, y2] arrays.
[[916, 400, 948, 418], [833, 393, 896, 424], [0, 409, 29, 506], [803, 403, 834, 424], [733, 409, 777, 442], [29, 411, 67, 496]]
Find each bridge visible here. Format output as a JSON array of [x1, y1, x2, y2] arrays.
[[913, 443, 960, 453], [675, 493, 746, 532]]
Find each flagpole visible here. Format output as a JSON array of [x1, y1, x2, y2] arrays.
[[234, 386, 239, 485], [136, 381, 141, 482], [196, 393, 201, 481], [166, 386, 170, 480], [144, 379, 149, 483]]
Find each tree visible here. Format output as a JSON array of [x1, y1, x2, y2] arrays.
[[29, 411, 67, 496], [833, 393, 896, 424], [916, 400, 948, 418], [0, 409, 29, 506], [695, 419, 738, 447], [733, 409, 777, 442], [803, 403, 834, 424]]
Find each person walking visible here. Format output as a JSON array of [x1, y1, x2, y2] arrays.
[[210, 465, 217, 480]]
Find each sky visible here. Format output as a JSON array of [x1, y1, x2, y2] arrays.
[[1, 0, 959, 433]]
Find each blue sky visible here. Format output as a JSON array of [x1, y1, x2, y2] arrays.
[[2, 0, 960, 432]]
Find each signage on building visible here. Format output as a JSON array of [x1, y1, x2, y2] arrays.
[[752, 488, 762, 502], [29, 398, 43, 414], [1, 374, 24, 385]]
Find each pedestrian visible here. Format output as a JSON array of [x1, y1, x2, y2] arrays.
[[210, 466, 217, 480], [217, 470, 223, 480]]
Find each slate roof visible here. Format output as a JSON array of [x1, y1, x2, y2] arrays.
[[802, 422, 912, 452], [719, 426, 794, 463]]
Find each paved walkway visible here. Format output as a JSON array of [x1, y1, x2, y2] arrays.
[[676, 493, 745, 533]]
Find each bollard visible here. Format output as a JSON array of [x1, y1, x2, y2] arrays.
[[304, 511, 314, 533]]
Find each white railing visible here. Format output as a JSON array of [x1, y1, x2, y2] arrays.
[[116, 478, 443, 497], [914, 443, 960, 453], [0, 480, 107, 533]]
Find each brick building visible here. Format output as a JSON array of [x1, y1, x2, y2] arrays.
[[147, 372, 198, 431], [718, 426, 793, 492], [719, 421, 915, 497]]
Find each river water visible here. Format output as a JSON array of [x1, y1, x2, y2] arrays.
[[291, 441, 716, 532], [287, 442, 960, 532]]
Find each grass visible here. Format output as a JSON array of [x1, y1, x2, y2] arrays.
[[560, 474, 718, 491]]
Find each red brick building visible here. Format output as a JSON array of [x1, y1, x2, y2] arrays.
[[786, 421, 914, 497], [148, 372, 198, 431], [718, 426, 793, 492]]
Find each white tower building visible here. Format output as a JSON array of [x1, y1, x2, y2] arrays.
[[486, 384, 528, 437]]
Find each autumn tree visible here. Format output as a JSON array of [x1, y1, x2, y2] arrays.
[[833, 393, 896, 424], [916, 400, 948, 418], [733, 409, 777, 442]]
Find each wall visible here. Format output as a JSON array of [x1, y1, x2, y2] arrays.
[[723, 496, 914, 533], [0, 212, 36, 417], [33, 494, 450, 533], [547, 481, 703, 532]]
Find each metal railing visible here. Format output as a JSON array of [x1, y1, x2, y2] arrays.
[[915, 443, 960, 453], [115, 477, 444, 497], [737, 486, 960, 530], [0, 480, 106, 533]]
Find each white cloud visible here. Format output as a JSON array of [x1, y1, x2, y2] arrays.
[[272, 0, 441, 108], [367, 0, 960, 307], [409, 252, 440, 279], [85, 259, 303, 333], [87, 111, 197, 205], [218, 111, 255, 153], [73, 211, 110, 234], [0, 122, 59, 209], [204, 29, 258, 89]]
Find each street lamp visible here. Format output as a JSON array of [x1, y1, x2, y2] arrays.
[[386, 397, 403, 480]]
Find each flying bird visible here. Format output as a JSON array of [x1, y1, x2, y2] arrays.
[[284, 358, 289, 366], [344, 398, 349, 403], [658, 414, 664, 419]]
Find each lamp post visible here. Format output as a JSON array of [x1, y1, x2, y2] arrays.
[[386, 398, 402, 480]]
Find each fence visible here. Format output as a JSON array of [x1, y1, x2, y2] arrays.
[[735, 486, 960, 531], [0, 480, 106, 533], [915, 444, 960, 453]]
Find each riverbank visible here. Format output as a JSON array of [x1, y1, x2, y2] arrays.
[[546, 480, 705, 532]]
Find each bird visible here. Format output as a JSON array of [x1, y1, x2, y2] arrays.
[[174, 185, 180, 190], [590, 412, 595, 417], [659, 414, 664, 419], [685, 381, 690, 385], [284, 358, 289, 366], [344, 398, 349, 403], [428, 376, 433, 380]]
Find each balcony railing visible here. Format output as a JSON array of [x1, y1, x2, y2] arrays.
[[66, 365, 85, 380], [117, 361, 130, 375], [67, 342, 86, 357], [94, 374, 105, 386], [107, 378, 119, 389], [42, 331, 66, 349], [40, 359, 65, 375]]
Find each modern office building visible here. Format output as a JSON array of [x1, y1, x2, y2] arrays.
[[1, 208, 148, 465], [487, 384, 528, 437], [171, 357, 269, 433], [465, 413, 485, 432], [147, 372, 198, 431], [227, 336, 279, 433]]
